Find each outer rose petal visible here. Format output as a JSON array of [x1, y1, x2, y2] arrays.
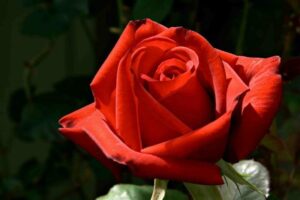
[[217, 50, 282, 162], [59, 104, 223, 185], [141, 102, 235, 162], [59, 104, 121, 180]]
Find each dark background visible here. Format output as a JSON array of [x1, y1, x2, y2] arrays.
[[0, 0, 300, 199]]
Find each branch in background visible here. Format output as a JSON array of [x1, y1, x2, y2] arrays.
[[109, 0, 128, 34], [23, 40, 54, 101], [235, 0, 250, 55], [117, 0, 126, 30]]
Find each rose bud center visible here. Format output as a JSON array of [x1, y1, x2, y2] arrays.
[[136, 45, 213, 131]]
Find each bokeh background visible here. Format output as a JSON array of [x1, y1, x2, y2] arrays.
[[0, 0, 300, 199]]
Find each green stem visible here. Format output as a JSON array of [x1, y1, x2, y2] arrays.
[[151, 179, 168, 200], [235, 0, 250, 55]]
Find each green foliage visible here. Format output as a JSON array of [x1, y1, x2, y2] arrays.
[[53, 0, 89, 16], [21, 0, 89, 38], [19, 92, 73, 141], [184, 160, 269, 200], [219, 160, 270, 200], [96, 184, 188, 200], [242, 0, 283, 56], [217, 160, 265, 197], [285, 190, 300, 200], [21, 8, 71, 38], [0, 178, 24, 198], [184, 183, 222, 200], [11, 76, 92, 142], [17, 159, 43, 186], [132, 0, 173, 22]]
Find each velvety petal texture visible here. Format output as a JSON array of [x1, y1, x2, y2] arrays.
[[59, 19, 282, 184], [218, 51, 282, 162], [60, 104, 223, 184]]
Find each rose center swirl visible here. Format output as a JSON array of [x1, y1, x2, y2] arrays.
[[130, 43, 213, 130]]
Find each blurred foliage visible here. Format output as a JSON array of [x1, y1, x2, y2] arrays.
[[219, 160, 269, 200], [21, 0, 89, 38], [1, 0, 300, 199], [132, 0, 173, 22], [185, 159, 270, 200], [97, 184, 188, 200]]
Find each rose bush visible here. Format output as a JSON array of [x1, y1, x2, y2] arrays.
[[59, 19, 282, 184]]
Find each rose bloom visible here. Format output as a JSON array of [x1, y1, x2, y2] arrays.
[[59, 19, 282, 184]]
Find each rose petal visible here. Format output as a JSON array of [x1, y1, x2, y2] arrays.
[[60, 105, 223, 184], [224, 56, 282, 162], [185, 31, 227, 116], [147, 73, 213, 129], [216, 49, 238, 66], [133, 19, 167, 42], [131, 41, 175, 76], [134, 76, 192, 147], [223, 61, 249, 110], [153, 58, 186, 80], [236, 56, 281, 84], [90, 19, 167, 129], [115, 55, 142, 151], [134, 36, 177, 53], [140, 46, 212, 129], [136, 27, 227, 117], [142, 101, 237, 162], [59, 103, 121, 180]]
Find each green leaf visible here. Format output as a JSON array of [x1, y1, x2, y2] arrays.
[[285, 190, 300, 200], [261, 134, 285, 153], [53, 0, 89, 16], [0, 177, 24, 198], [217, 160, 263, 195], [19, 92, 76, 141], [132, 0, 173, 22], [21, 8, 70, 38], [96, 184, 188, 200], [218, 160, 270, 200], [17, 159, 43, 185], [21, 0, 88, 38], [184, 183, 222, 200], [151, 179, 168, 200], [261, 134, 293, 161], [17, 76, 92, 141]]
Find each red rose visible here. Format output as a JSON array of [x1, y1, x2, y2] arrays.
[[59, 19, 282, 184]]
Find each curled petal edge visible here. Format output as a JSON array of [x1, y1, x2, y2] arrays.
[[59, 104, 223, 185]]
